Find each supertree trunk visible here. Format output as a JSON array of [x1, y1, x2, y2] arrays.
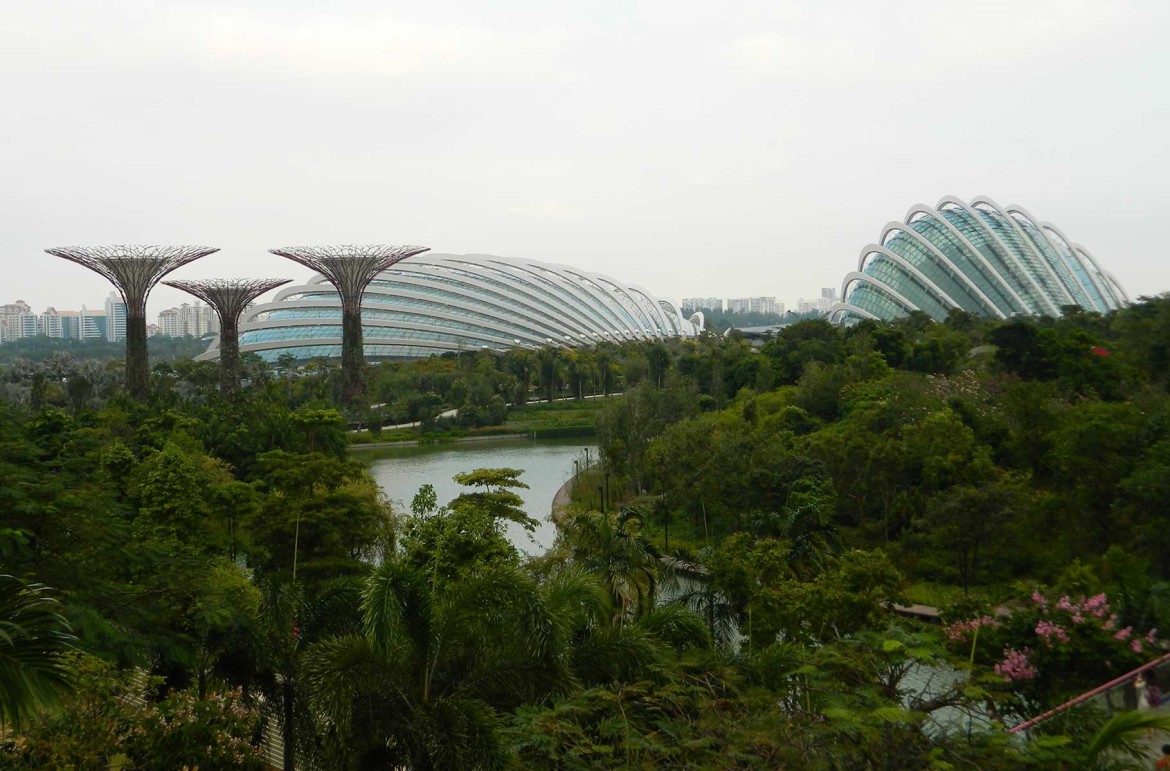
[[218, 314, 242, 393], [341, 304, 365, 405], [125, 311, 150, 399]]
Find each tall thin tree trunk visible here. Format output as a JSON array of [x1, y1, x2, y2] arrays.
[[341, 308, 365, 406], [283, 678, 296, 771], [220, 316, 241, 393], [125, 312, 149, 400]]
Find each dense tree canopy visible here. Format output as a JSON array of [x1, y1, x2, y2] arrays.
[[3, 294, 1170, 767]]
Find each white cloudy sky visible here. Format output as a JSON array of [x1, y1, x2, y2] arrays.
[[2, 0, 1168, 316]]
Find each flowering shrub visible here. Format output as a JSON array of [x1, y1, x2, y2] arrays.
[[943, 615, 999, 641], [123, 687, 266, 770], [0, 653, 266, 770], [946, 591, 1158, 711]]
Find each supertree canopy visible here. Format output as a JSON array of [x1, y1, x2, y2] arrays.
[[46, 245, 218, 398], [163, 278, 291, 393]]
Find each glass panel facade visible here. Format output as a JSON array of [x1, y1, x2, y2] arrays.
[[881, 231, 993, 315], [839, 199, 1125, 323], [217, 254, 701, 364], [972, 203, 1068, 305], [1007, 211, 1094, 310], [938, 203, 1046, 313], [240, 324, 511, 348], [844, 279, 912, 320], [906, 212, 1025, 314], [1041, 227, 1110, 312], [858, 254, 953, 319]]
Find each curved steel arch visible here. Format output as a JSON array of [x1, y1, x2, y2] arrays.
[[1072, 244, 1130, 306], [415, 257, 607, 338], [971, 196, 1075, 307], [1041, 224, 1118, 311], [829, 301, 879, 324], [904, 204, 1032, 315], [839, 271, 922, 318], [854, 245, 961, 320], [936, 196, 1059, 316], [1002, 204, 1096, 310]]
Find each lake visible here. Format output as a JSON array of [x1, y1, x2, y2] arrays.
[[361, 438, 596, 554]]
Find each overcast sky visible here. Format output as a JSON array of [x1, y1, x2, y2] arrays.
[[3, 0, 1168, 317]]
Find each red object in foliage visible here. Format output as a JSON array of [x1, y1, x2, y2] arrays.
[[292, 619, 300, 640], [1091, 346, 1111, 357]]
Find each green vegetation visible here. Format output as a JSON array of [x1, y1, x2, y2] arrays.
[[0, 335, 209, 365], [3, 295, 1170, 767]]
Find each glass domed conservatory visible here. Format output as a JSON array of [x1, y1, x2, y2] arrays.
[[200, 253, 704, 363], [829, 196, 1129, 323]]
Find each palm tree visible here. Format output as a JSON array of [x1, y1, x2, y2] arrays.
[[251, 576, 362, 771], [659, 546, 738, 647], [555, 508, 660, 622], [0, 575, 76, 729], [302, 561, 574, 770]]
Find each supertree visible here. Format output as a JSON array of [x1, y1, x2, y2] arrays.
[[268, 245, 428, 405], [45, 245, 218, 399], [163, 278, 291, 393]]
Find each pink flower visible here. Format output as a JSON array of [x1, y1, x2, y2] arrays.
[[995, 647, 1037, 681], [1057, 595, 1075, 612], [1146, 628, 1158, 644], [944, 615, 1000, 641], [1032, 591, 1048, 606], [1115, 626, 1133, 641], [1085, 593, 1110, 618], [1036, 619, 1070, 646], [1132, 639, 1143, 654]]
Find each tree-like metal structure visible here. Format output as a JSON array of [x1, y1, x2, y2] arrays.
[[45, 245, 219, 399], [268, 245, 429, 405], [163, 278, 291, 394]]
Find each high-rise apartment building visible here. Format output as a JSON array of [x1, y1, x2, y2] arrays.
[[38, 307, 64, 338], [104, 292, 127, 342], [58, 310, 82, 339], [797, 296, 834, 314], [681, 297, 724, 313], [17, 313, 39, 338], [0, 300, 31, 343], [157, 308, 180, 337], [0, 299, 120, 343], [80, 306, 107, 340], [728, 297, 779, 315], [157, 301, 218, 337]]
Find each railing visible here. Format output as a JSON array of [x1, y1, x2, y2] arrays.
[[1009, 651, 1170, 734]]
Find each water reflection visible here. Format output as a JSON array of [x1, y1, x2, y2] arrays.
[[362, 439, 595, 555]]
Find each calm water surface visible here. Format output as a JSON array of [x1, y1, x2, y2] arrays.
[[362, 439, 595, 554]]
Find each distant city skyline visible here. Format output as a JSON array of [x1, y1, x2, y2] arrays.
[[0, 293, 219, 344], [6, 270, 825, 324]]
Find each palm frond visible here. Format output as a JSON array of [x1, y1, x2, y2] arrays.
[[0, 575, 76, 728], [636, 603, 712, 652], [1082, 709, 1170, 768], [363, 561, 430, 657]]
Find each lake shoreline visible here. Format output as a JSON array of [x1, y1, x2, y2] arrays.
[[350, 433, 531, 451]]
